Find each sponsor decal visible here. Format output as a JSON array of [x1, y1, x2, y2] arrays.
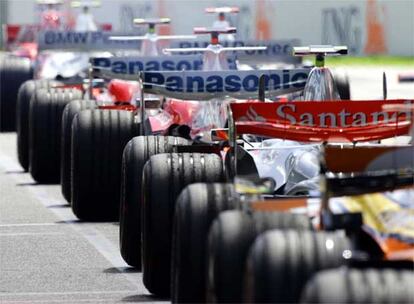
[[92, 56, 204, 73], [92, 55, 238, 74], [173, 39, 298, 56], [38, 31, 141, 50], [43, 31, 137, 45], [230, 100, 414, 142], [233, 100, 413, 128], [143, 69, 308, 93]]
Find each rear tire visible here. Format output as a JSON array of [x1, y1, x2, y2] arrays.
[[333, 71, 351, 100], [142, 153, 224, 296], [71, 109, 139, 221], [301, 268, 414, 303], [207, 210, 311, 303], [29, 88, 82, 183], [244, 230, 350, 303], [0, 56, 33, 131], [60, 99, 96, 202], [120, 135, 190, 268], [171, 183, 239, 303], [17, 80, 57, 171]]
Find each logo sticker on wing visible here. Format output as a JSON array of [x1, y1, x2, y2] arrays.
[[231, 100, 414, 142]]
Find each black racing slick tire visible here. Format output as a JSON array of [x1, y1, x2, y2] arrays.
[[171, 183, 240, 303], [29, 88, 82, 183], [333, 71, 351, 100], [207, 210, 311, 303], [0, 56, 33, 131], [17, 80, 59, 171], [142, 153, 225, 296], [244, 230, 350, 303], [71, 109, 139, 221], [60, 99, 96, 203], [120, 135, 190, 268], [301, 268, 414, 303]]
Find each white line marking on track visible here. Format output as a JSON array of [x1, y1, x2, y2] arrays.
[[0, 301, 119, 303], [0, 232, 64, 236], [0, 153, 146, 292], [0, 290, 134, 296], [0, 300, 125, 303], [0, 223, 58, 227]]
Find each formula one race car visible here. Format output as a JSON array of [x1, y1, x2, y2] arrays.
[[112, 46, 364, 296], [3, 0, 116, 174], [0, 0, 109, 131], [169, 104, 412, 303], [14, 27, 142, 180], [125, 46, 412, 300], [241, 145, 413, 303], [199, 102, 413, 304]]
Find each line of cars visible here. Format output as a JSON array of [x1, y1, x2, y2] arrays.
[[1, 3, 413, 303]]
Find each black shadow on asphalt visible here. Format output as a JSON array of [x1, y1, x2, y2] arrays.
[[122, 294, 169, 302], [54, 219, 119, 224], [16, 182, 40, 186], [55, 219, 83, 224], [104, 267, 141, 274], [5, 170, 26, 174], [16, 182, 58, 186], [47, 204, 70, 208]]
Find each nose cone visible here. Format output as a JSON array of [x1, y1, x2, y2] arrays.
[[303, 67, 340, 101]]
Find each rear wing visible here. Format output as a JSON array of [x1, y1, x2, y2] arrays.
[[323, 145, 413, 174], [324, 171, 413, 200], [320, 145, 413, 200], [90, 54, 237, 77], [37, 30, 142, 52], [170, 39, 301, 64], [165, 27, 266, 55], [37, 0, 63, 4], [138, 68, 310, 100], [229, 100, 414, 142], [293, 45, 347, 67], [108, 18, 196, 44], [205, 7, 239, 14], [70, 0, 101, 8], [134, 18, 170, 26], [109, 34, 197, 41], [293, 45, 348, 56]]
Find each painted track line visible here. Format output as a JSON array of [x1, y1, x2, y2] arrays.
[[0, 223, 59, 227], [0, 232, 64, 236]]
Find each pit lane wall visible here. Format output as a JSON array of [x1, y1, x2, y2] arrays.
[[4, 0, 414, 56]]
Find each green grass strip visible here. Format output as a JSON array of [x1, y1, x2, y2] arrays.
[[323, 56, 414, 67]]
